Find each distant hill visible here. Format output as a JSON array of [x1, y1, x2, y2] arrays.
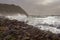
[[0, 3, 28, 16]]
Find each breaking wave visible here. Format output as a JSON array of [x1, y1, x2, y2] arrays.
[[27, 16, 60, 34], [5, 15, 60, 34]]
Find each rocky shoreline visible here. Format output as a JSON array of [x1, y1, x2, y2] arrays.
[[0, 17, 60, 40]]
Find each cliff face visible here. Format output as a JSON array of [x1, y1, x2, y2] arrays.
[[0, 3, 28, 16], [0, 17, 60, 40]]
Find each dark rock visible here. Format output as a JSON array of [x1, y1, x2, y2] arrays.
[[0, 17, 60, 40]]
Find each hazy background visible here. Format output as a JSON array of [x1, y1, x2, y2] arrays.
[[0, 0, 60, 16]]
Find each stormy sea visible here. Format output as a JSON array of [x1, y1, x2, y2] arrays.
[[5, 15, 60, 34]]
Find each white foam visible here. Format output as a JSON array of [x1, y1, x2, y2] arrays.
[[5, 14, 27, 22], [5, 15, 60, 34], [27, 16, 60, 34]]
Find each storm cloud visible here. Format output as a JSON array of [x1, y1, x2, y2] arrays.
[[0, 0, 60, 16]]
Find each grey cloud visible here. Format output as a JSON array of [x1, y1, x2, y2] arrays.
[[0, 0, 60, 15]]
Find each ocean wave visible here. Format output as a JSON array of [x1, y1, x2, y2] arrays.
[[5, 15, 60, 34], [27, 16, 60, 34]]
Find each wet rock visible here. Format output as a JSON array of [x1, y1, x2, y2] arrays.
[[0, 17, 60, 40]]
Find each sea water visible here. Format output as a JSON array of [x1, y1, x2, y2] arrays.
[[5, 15, 60, 34]]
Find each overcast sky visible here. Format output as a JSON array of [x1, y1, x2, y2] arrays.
[[0, 0, 60, 16]]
